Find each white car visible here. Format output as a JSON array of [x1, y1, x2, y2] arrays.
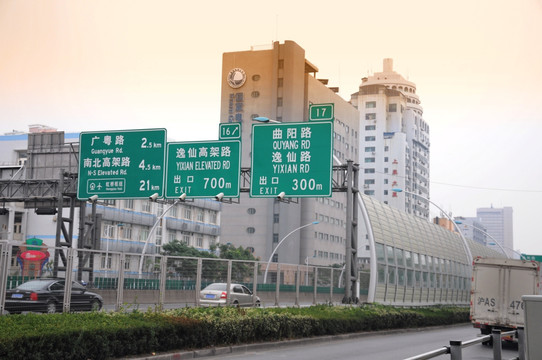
[[199, 283, 261, 307]]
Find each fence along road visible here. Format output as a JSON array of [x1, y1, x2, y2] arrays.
[[1, 242, 364, 314]]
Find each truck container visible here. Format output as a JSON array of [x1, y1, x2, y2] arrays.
[[470, 257, 540, 342]]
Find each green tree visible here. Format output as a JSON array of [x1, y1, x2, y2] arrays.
[[210, 243, 258, 261], [161, 240, 258, 284], [162, 240, 257, 261], [161, 240, 216, 258]]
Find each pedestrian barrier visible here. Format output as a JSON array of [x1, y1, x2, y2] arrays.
[[404, 328, 525, 360]]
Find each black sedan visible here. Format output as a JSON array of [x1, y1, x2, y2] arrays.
[[4, 278, 103, 314]]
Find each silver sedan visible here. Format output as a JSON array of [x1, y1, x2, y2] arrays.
[[199, 283, 261, 307]]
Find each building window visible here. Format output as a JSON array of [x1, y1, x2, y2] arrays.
[[365, 147, 375, 152], [103, 225, 115, 238], [139, 229, 149, 242], [273, 233, 279, 243], [365, 136, 375, 141], [101, 255, 112, 269], [364, 190, 375, 195], [365, 125, 376, 131], [197, 210, 204, 222], [196, 237, 203, 248], [364, 179, 375, 185], [278, 60, 284, 69], [209, 236, 217, 246], [364, 168, 375, 174], [277, 78, 283, 87], [384, 146, 389, 151], [272, 254, 278, 262], [247, 208, 256, 215], [210, 211, 217, 224], [124, 199, 134, 209], [247, 227, 255, 234], [365, 113, 376, 120], [273, 214, 279, 223], [388, 103, 397, 112], [365, 101, 376, 108], [384, 157, 389, 162], [141, 201, 151, 213], [277, 97, 283, 106], [184, 208, 192, 220], [103, 199, 116, 206], [156, 227, 162, 246], [252, 74, 260, 81], [182, 234, 190, 245], [251, 91, 260, 98], [364, 158, 375, 163], [122, 227, 132, 239]]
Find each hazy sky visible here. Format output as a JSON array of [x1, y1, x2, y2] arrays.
[[1, 0, 541, 254]]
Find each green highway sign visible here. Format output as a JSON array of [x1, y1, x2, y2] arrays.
[[165, 140, 241, 198], [250, 121, 333, 198], [522, 254, 542, 262], [78, 128, 166, 200], [309, 103, 334, 121], [219, 122, 241, 140]]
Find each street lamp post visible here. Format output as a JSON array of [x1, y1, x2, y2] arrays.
[[454, 220, 522, 259], [305, 256, 309, 286], [263, 221, 319, 284], [392, 188, 473, 264], [252, 116, 280, 124], [138, 194, 186, 278]]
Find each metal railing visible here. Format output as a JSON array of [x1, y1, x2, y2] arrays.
[[404, 328, 525, 360], [0, 241, 362, 314]]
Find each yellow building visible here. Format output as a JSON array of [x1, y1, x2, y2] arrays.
[[219, 41, 360, 269]]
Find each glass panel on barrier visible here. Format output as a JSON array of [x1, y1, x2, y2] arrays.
[[75, 248, 117, 312], [164, 256, 198, 307], [405, 250, 412, 268], [397, 268, 405, 286], [120, 253, 162, 310], [3, 241, 89, 315], [316, 267, 333, 303]]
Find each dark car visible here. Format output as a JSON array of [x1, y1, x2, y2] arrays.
[[4, 278, 103, 314]]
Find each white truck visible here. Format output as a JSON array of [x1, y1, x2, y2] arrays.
[[470, 257, 540, 342]]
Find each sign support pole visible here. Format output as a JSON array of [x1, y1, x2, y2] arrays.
[[344, 160, 359, 303]]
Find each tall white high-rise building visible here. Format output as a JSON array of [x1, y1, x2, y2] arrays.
[[454, 216, 488, 245], [350, 59, 430, 219], [476, 206, 514, 257]]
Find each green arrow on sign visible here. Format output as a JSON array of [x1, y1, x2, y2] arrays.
[[219, 123, 241, 140]]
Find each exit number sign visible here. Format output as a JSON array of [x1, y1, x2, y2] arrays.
[[309, 103, 334, 121]]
